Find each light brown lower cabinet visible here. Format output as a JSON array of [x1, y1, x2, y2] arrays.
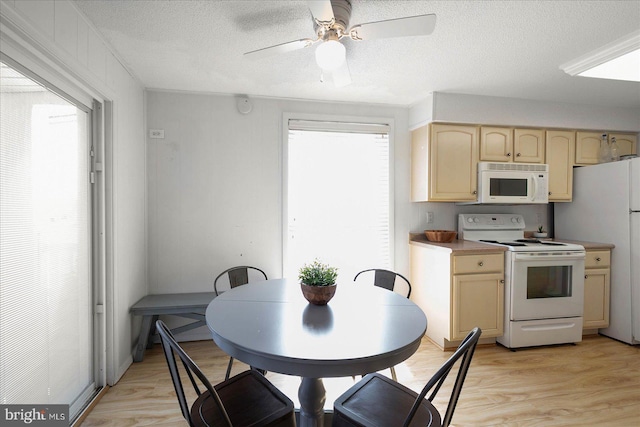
[[410, 245, 504, 349], [583, 249, 611, 330]]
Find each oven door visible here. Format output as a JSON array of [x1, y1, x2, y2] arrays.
[[509, 251, 585, 321]]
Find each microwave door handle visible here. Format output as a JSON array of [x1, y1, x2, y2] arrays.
[[530, 174, 537, 201]]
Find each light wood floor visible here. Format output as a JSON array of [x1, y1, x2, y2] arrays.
[[80, 335, 640, 426]]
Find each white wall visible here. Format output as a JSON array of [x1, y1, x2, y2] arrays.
[[146, 91, 412, 317], [0, 0, 146, 384], [411, 92, 640, 132]]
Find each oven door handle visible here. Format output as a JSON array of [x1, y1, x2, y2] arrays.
[[513, 252, 585, 261]]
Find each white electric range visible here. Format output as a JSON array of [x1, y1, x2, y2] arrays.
[[458, 214, 586, 349]]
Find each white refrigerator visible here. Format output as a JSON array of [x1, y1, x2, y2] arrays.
[[555, 157, 640, 345]]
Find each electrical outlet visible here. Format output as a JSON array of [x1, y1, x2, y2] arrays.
[[427, 211, 434, 224]]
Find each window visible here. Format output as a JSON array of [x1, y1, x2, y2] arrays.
[[285, 119, 391, 283]]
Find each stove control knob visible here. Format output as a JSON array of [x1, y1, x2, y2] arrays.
[[473, 217, 480, 223], [467, 217, 474, 223], [511, 217, 521, 223]]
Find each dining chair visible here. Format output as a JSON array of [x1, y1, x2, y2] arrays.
[[353, 268, 412, 298], [214, 265, 268, 379], [156, 320, 295, 427], [333, 327, 482, 427], [353, 268, 412, 380]]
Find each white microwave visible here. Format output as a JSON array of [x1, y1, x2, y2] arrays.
[[476, 162, 549, 204]]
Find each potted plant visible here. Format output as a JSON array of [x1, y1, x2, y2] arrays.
[[298, 259, 338, 305], [533, 225, 548, 238]]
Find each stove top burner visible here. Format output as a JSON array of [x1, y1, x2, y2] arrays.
[[479, 240, 527, 247], [479, 239, 568, 247], [515, 239, 567, 246]]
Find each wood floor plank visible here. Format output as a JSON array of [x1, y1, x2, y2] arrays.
[[79, 335, 640, 426]]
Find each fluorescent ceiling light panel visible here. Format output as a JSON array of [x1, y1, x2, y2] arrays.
[[560, 29, 640, 82]]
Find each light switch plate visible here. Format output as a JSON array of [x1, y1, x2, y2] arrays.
[[149, 129, 165, 139]]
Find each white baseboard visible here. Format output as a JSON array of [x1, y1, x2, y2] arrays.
[[114, 355, 133, 385]]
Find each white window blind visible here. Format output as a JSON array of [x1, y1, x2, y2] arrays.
[[0, 61, 94, 414], [286, 122, 391, 283]]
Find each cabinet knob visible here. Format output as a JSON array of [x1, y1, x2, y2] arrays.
[[500, 279, 505, 284], [507, 153, 512, 157], [596, 257, 601, 262], [585, 275, 588, 279], [478, 261, 484, 267], [472, 190, 478, 195], [516, 153, 521, 157]]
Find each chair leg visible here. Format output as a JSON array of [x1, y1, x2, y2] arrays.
[[251, 366, 267, 376], [225, 357, 234, 380], [390, 366, 397, 382]]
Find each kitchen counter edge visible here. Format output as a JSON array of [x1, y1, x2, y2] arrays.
[[409, 233, 508, 254], [409, 234, 614, 253]]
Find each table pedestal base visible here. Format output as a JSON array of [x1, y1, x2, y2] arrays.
[[298, 378, 327, 427]]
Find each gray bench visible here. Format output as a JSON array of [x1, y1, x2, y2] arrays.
[[130, 292, 216, 362]]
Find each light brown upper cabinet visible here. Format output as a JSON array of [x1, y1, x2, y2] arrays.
[[576, 132, 637, 165], [576, 131, 605, 165], [609, 133, 638, 158], [411, 123, 479, 202], [480, 127, 545, 163], [480, 127, 513, 162], [513, 129, 545, 163], [546, 130, 575, 202]]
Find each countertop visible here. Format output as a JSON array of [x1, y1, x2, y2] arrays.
[[409, 233, 508, 254], [552, 239, 614, 250], [409, 233, 614, 253]]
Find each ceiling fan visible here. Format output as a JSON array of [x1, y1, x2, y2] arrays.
[[244, 0, 436, 87]]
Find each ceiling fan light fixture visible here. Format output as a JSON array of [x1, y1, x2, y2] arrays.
[[315, 40, 346, 71]]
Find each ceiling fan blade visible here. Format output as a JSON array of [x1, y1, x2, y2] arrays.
[[350, 14, 436, 41], [244, 39, 314, 60], [331, 60, 351, 87], [307, 0, 335, 23]]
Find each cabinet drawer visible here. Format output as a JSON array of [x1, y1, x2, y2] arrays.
[[453, 253, 504, 274], [585, 250, 610, 269]]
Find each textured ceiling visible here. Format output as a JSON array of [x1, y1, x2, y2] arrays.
[[74, 0, 640, 108]]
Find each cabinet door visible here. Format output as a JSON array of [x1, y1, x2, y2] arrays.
[[514, 129, 545, 163], [480, 127, 513, 162], [429, 124, 479, 201], [583, 268, 610, 329], [609, 133, 638, 157], [576, 132, 603, 165], [546, 130, 575, 202], [451, 273, 504, 340]]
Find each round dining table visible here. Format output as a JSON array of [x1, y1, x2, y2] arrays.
[[205, 278, 427, 427]]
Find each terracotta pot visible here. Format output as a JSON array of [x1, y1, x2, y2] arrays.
[[300, 283, 337, 305]]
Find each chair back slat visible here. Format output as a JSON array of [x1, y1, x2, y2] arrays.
[[228, 268, 249, 288], [373, 269, 396, 292]]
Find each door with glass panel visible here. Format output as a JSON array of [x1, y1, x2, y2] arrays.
[[0, 60, 97, 419]]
